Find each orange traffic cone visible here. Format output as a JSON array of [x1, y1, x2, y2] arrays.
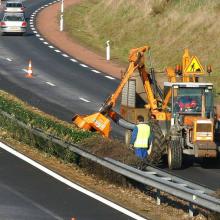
[[25, 60, 33, 78]]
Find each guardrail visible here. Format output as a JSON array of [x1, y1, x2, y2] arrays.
[[1, 110, 220, 217]]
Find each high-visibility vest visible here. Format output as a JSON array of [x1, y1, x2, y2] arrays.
[[134, 124, 150, 148]]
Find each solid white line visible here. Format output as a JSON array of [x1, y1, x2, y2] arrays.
[[80, 64, 88, 68], [45, 81, 56, 87], [0, 142, 146, 220], [91, 69, 101, 74], [54, 50, 61, 53], [6, 58, 12, 62], [48, 45, 54, 49], [70, 58, 77, 63], [105, 76, 115, 80], [62, 54, 69, 57], [43, 42, 49, 45], [22, 69, 28, 73], [79, 97, 90, 103]]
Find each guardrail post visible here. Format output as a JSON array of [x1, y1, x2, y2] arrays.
[[189, 202, 194, 217], [156, 189, 161, 205]]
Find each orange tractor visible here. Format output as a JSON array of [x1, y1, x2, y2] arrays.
[[73, 46, 219, 169]]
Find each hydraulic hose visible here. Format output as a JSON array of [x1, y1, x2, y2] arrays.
[[109, 111, 135, 130]]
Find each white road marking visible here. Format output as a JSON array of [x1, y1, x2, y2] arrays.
[[105, 76, 115, 80], [39, 38, 44, 41], [54, 49, 61, 53], [62, 54, 69, 57], [33, 31, 37, 34], [30, 25, 34, 28], [0, 142, 146, 220], [80, 64, 88, 68], [70, 58, 77, 63], [36, 34, 40, 37], [22, 69, 28, 73], [49, 45, 54, 48], [6, 58, 12, 62], [45, 81, 56, 87], [79, 97, 90, 103], [91, 69, 101, 74], [43, 42, 49, 45]]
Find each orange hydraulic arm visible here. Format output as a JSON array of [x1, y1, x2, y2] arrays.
[[100, 46, 150, 113], [72, 46, 150, 137]]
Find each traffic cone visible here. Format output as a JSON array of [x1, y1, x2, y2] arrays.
[[25, 60, 33, 78]]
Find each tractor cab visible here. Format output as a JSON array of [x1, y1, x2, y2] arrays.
[[164, 82, 214, 123]]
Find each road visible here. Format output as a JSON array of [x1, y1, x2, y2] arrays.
[[0, 0, 219, 193], [0, 143, 140, 220]]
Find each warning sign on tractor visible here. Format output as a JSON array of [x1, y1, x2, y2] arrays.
[[184, 56, 204, 74]]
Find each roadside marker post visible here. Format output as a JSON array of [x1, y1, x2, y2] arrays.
[[60, 14, 64, 32], [106, 40, 110, 61], [60, 0, 64, 32], [61, 0, 64, 13]]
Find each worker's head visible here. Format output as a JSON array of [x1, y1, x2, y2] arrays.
[[137, 115, 144, 123]]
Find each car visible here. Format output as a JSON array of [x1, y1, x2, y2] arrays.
[[4, 0, 25, 13], [0, 12, 27, 35]]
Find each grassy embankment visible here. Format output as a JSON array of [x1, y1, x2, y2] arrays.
[[64, 0, 220, 101]]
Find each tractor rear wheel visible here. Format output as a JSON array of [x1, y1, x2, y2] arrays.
[[168, 139, 182, 169], [145, 119, 167, 166]]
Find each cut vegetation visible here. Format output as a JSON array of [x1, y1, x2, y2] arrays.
[[64, 0, 220, 100]]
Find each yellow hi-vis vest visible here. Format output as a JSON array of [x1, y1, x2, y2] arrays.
[[134, 124, 150, 148]]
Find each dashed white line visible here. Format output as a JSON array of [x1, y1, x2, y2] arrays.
[[45, 81, 56, 87], [62, 54, 69, 57], [22, 69, 28, 73], [6, 58, 12, 62], [39, 38, 44, 41], [79, 97, 90, 103], [80, 64, 88, 68], [54, 49, 61, 53], [33, 31, 37, 34], [70, 58, 77, 62], [48, 45, 54, 49], [43, 42, 49, 45], [36, 34, 40, 37], [91, 69, 101, 74], [105, 76, 115, 80]]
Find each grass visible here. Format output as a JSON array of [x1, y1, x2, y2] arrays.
[[64, 0, 220, 99]]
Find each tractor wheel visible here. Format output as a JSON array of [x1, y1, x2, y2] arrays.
[[145, 119, 167, 166], [168, 139, 182, 169], [125, 129, 132, 146]]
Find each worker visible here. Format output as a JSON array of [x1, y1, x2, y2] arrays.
[[130, 115, 153, 162], [177, 96, 198, 112]]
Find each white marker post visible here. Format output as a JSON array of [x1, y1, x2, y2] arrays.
[[60, 0, 64, 32], [106, 40, 110, 61], [60, 14, 64, 32], [61, 0, 64, 13]]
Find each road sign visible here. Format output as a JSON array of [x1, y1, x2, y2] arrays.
[[184, 56, 204, 74]]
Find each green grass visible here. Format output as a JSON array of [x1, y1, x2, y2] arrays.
[[64, 0, 220, 100]]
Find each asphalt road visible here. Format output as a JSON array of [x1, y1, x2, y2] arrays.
[[0, 146, 137, 220], [0, 0, 219, 194]]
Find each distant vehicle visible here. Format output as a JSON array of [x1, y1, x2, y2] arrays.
[[4, 0, 25, 13], [0, 13, 27, 35]]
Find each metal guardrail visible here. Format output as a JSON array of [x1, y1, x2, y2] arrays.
[[1, 110, 220, 217]]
